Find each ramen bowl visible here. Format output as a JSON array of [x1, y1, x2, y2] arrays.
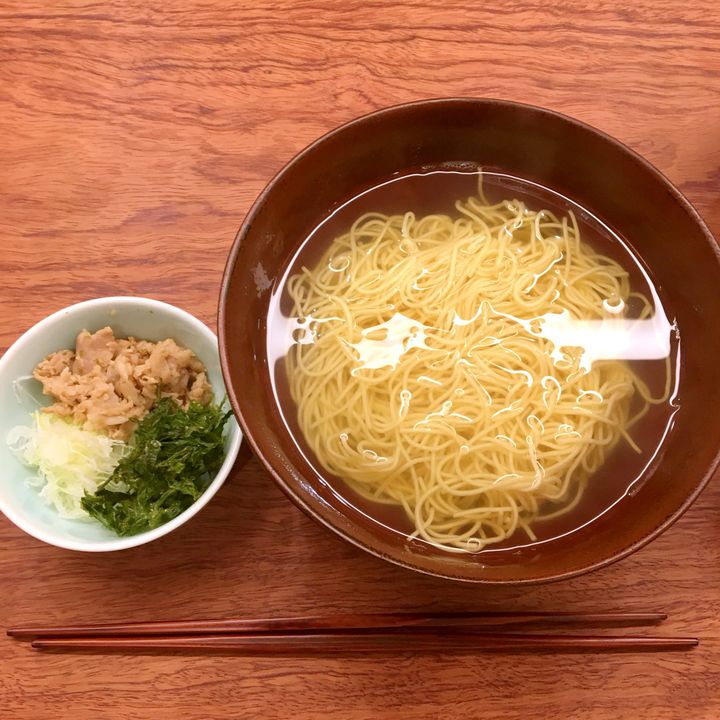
[[219, 98, 720, 583]]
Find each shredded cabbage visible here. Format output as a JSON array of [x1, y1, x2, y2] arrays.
[[6, 412, 128, 519]]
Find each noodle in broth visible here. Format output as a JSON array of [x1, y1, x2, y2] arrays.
[[284, 182, 671, 552]]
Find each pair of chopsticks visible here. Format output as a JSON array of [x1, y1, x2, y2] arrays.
[[8, 611, 697, 654]]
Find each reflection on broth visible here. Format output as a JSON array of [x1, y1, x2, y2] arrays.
[[282, 305, 673, 375], [267, 170, 680, 556]]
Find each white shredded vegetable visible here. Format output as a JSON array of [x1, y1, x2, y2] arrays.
[[6, 412, 128, 519]]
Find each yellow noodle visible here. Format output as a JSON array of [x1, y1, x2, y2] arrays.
[[285, 193, 669, 552]]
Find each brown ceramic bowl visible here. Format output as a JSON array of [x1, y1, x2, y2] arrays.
[[219, 98, 720, 583]]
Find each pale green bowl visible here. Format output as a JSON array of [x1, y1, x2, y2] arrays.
[[0, 297, 242, 551]]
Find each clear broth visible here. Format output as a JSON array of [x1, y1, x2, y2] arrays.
[[266, 169, 680, 558]]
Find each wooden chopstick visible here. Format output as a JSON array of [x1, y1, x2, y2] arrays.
[[10, 612, 696, 655], [29, 632, 698, 654], [7, 611, 667, 639]]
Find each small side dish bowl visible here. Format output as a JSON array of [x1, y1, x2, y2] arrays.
[[0, 296, 242, 551]]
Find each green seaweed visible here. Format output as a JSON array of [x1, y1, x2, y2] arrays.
[[82, 398, 232, 536]]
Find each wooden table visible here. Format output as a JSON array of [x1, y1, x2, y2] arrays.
[[2, 2, 720, 718]]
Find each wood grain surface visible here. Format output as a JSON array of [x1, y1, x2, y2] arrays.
[[2, 1, 720, 718]]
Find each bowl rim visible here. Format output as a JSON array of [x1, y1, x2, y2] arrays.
[[219, 97, 720, 584], [0, 295, 242, 552]]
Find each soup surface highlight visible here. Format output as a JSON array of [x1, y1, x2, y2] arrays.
[[267, 170, 679, 555]]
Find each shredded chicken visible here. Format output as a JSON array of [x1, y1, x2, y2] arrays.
[[33, 327, 213, 440]]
